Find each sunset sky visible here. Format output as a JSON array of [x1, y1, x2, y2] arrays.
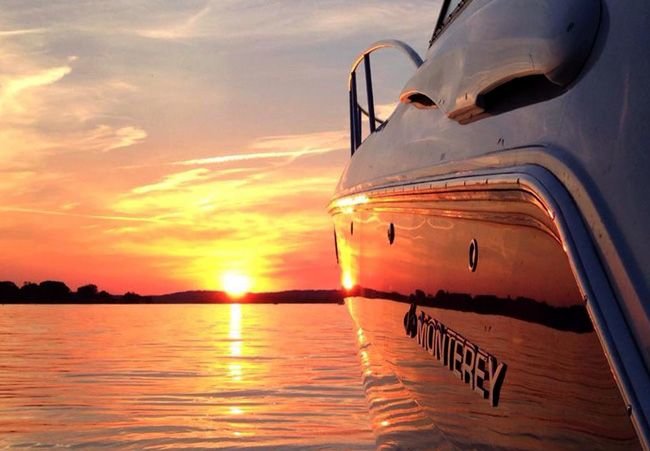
[[0, 1, 439, 294]]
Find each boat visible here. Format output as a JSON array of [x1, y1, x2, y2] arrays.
[[329, 0, 650, 448]]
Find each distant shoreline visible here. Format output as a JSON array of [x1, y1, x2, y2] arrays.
[[0, 281, 344, 304], [0, 300, 345, 305]]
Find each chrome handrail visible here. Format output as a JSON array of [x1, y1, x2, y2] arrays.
[[348, 40, 423, 155]]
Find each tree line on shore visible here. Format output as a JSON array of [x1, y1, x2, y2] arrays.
[[0, 280, 147, 303], [0, 280, 344, 304]]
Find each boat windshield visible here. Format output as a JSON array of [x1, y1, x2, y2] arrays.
[[432, 0, 467, 44], [443, 0, 464, 17]]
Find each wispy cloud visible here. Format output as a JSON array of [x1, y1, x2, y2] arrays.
[[0, 66, 71, 113], [132, 168, 210, 194], [0, 28, 47, 37], [176, 149, 325, 166], [250, 131, 346, 151], [128, 0, 438, 48], [136, 3, 212, 40], [103, 126, 148, 151], [0, 206, 161, 223], [176, 130, 347, 166]]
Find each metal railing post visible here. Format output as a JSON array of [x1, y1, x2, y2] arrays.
[[364, 54, 376, 133], [350, 72, 359, 155], [355, 97, 362, 148], [347, 40, 423, 158], [349, 87, 355, 155]]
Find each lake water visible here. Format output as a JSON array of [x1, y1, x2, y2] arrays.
[[0, 304, 375, 450]]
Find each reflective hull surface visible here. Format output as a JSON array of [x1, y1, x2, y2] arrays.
[[332, 179, 642, 449]]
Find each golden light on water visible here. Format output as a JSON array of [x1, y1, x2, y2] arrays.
[[229, 363, 242, 381], [222, 271, 252, 299], [229, 304, 243, 382], [229, 303, 242, 340]]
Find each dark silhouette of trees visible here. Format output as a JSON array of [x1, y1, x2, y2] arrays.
[[0, 281, 20, 300], [0, 279, 145, 303], [39, 281, 71, 300], [97, 290, 113, 301], [20, 282, 41, 301], [2, 280, 107, 302], [123, 291, 143, 302], [15, 281, 72, 302], [77, 284, 98, 300]]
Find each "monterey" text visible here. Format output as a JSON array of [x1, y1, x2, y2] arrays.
[[403, 304, 507, 407]]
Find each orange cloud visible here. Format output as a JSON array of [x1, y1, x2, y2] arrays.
[[0, 66, 71, 114], [93, 129, 347, 292], [80, 125, 148, 152]]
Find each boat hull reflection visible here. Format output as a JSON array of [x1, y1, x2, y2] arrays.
[[332, 180, 641, 449]]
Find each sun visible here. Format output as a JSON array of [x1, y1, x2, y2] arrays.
[[342, 271, 355, 290], [221, 271, 252, 299]]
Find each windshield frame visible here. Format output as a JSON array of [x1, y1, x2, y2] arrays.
[[429, 0, 473, 47]]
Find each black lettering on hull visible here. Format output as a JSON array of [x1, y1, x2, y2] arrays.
[[403, 303, 507, 407]]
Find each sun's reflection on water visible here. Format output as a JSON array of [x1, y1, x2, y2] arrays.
[[229, 303, 242, 366], [228, 303, 244, 419], [228, 363, 242, 381], [229, 304, 241, 340], [228, 304, 242, 357]]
